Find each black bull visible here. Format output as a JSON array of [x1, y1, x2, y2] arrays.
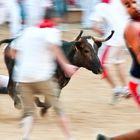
[[0, 30, 114, 115]]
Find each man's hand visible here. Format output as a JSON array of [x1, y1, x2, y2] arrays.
[[63, 64, 79, 78]]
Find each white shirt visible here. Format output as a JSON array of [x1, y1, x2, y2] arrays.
[[12, 26, 62, 83], [89, 3, 129, 46]]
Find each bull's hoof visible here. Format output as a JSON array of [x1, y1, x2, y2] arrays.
[[34, 96, 46, 107], [40, 107, 47, 117], [14, 96, 22, 109], [40, 106, 51, 117], [124, 93, 132, 99], [14, 101, 22, 109]]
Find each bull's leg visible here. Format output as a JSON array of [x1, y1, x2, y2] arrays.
[[7, 74, 22, 109], [7, 82, 22, 109], [34, 96, 46, 108], [40, 106, 51, 117], [14, 94, 22, 109], [4, 51, 22, 109]]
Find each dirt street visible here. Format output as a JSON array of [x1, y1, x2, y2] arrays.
[[0, 24, 139, 140]]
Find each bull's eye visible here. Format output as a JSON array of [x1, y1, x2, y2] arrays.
[[84, 49, 89, 53]]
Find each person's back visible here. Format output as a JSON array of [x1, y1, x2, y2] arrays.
[[12, 26, 61, 82]]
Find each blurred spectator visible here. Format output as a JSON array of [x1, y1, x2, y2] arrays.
[[89, 0, 130, 104], [96, 1, 140, 140], [75, 0, 80, 6], [18, 0, 26, 27], [5, 0, 23, 37], [79, 0, 101, 29], [53, 0, 69, 31], [23, 0, 47, 27], [66, 0, 75, 6], [121, 0, 140, 107], [4, 0, 50, 37], [0, 1, 8, 25]]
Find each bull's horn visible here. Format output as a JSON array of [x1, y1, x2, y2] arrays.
[[75, 30, 83, 41], [94, 30, 114, 42]]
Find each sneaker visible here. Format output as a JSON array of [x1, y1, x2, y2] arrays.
[[110, 87, 122, 105], [96, 134, 111, 140], [121, 86, 131, 98]]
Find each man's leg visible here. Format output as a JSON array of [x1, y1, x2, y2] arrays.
[[40, 79, 76, 140], [17, 83, 35, 140]]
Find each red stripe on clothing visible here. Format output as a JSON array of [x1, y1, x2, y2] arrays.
[[101, 45, 110, 79], [129, 81, 140, 107]]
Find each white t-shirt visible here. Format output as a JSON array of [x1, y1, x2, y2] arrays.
[[89, 3, 129, 46], [0, 75, 9, 87], [12, 26, 62, 83]]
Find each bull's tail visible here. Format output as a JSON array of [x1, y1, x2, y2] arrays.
[[0, 38, 15, 46]]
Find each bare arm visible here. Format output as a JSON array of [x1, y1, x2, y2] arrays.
[[125, 22, 140, 64]]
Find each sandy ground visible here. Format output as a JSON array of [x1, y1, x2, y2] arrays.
[[0, 24, 140, 140]]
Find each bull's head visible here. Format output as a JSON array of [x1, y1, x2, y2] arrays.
[[71, 30, 114, 74]]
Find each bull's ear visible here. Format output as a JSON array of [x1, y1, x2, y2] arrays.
[[95, 41, 102, 48], [75, 41, 82, 50]]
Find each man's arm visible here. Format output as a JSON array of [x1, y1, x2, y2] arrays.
[[50, 44, 79, 77], [9, 48, 17, 59], [125, 22, 140, 64]]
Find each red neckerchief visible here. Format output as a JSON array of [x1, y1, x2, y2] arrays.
[[39, 19, 56, 28], [101, 0, 111, 3]]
